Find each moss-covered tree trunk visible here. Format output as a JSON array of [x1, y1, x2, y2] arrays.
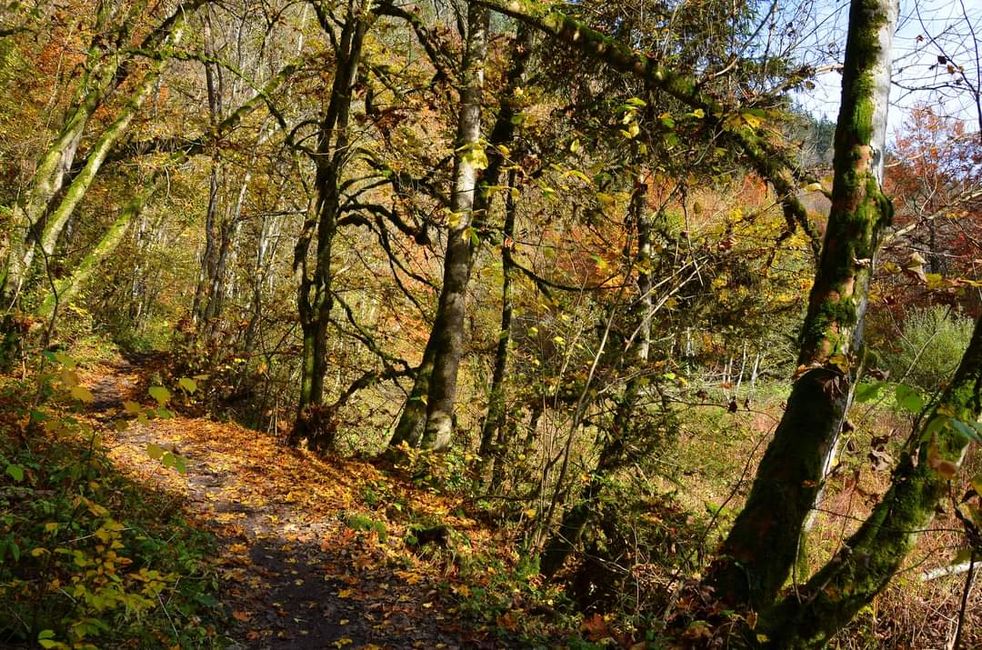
[[0, 0, 203, 310], [293, 0, 371, 449], [761, 313, 982, 648], [38, 180, 160, 317], [706, 0, 898, 610], [38, 26, 184, 263], [390, 4, 490, 451]]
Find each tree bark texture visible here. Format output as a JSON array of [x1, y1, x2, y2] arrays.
[[762, 312, 982, 648], [293, 0, 371, 448], [391, 3, 490, 451], [707, 0, 898, 609], [0, 0, 204, 310]]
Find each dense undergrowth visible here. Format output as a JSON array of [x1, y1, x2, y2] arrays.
[[1, 341, 979, 649], [0, 358, 221, 649]]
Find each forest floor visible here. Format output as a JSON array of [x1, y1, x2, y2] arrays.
[[79, 360, 520, 649]]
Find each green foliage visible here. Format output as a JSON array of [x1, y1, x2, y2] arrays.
[[883, 306, 973, 393], [344, 512, 388, 542], [0, 367, 219, 648]]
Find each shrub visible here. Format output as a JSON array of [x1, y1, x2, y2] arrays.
[[883, 305, 974, 393], [0, 359, 219, 649]]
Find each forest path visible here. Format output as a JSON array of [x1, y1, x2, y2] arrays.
[[79, 360, 495, 650]]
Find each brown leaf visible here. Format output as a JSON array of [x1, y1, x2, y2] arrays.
[[580, 613, 609, 641]]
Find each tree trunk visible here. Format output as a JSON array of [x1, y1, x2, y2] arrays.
[[475, 26, 534, 468], [391, 3, 490, 451], [1, 0, 201, 310], [39, 29, 182, 262], [707, 0, 898, 610], [293, 0, 371, 448], [762, 312, 982, 648], [478, 167, 519, 470], [38, 180, 159, 317]]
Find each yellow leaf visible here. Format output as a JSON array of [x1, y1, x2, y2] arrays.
[[741, 112, 763, 129], [70, 385, 94, 403]]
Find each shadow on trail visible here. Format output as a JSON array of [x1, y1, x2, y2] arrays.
[[84, 361, 499, 649]]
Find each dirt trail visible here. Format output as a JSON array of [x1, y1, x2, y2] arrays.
[[82, 361, 495, 650]]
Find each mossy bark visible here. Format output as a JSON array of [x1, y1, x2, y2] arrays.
[[1, 1, 201, 309], [39, 24, 183, 262], [38, 181, 159, 317], [762, 313, 982, 648], [706, 0, 898, 610]]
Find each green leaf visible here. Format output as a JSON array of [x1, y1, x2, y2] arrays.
[[178, 377, 197, 394], [951, 419, 982, 443], [146, 443, 166, 460], [148, 385, 171, 406], [854, 381, 885, 403], [38, 630, 57, 648], [162, 452, 188, 474], [461, 144, 488, 170], [895, 384, 924, 413], [5, 464, 24, 482]]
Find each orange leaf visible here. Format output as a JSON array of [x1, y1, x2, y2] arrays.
[[581, 613, 609, 640]]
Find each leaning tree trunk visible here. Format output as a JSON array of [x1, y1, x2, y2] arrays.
[[761, 312, 982, 648], [39, 27, 183, 266], [706, 0, 898, 610], [1, 0, 202, 310], [292, 1, 370, 448], [390, 3, 490, 451], [38, 178, 160, 317]]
